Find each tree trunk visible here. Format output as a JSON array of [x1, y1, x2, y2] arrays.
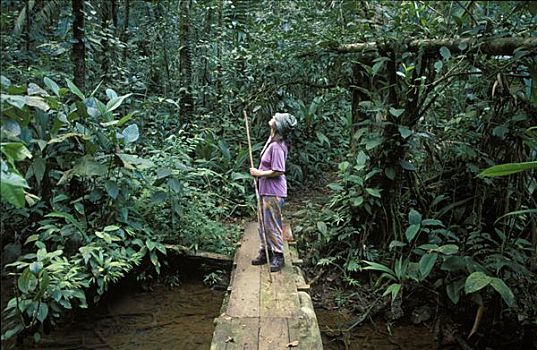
[[179, 0, 193, 124], [122, 0, 129, 61], [216, 0, 223, 112], [111, 0, 117, 28], [71, 0, 85, 92], [100, 0, 110, 82], [25, 0, 31, 55]]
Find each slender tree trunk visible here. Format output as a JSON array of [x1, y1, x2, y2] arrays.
[[179, 0, 193, 123], [216, 0, 223, 111], [72, 0, 85, 91], [25, 0, 31, 54], [111, 0, 117, 27], [101, 0, 110, 82], [122, 0, 130, 61]]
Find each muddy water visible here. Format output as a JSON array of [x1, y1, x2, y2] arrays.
[[317, 308, 435, 350], [16, 278, 225, 350], [6, 274, 435, 350]]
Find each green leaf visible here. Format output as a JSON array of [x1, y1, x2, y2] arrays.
[[44, 77, 60, 96], [28, 83, 48, 96], [1, 171, 29, 208], [351, 196, 364, 207], [419, 253, 438, 279], [384, 167, 396, 180], [434, 60, 443, 72], [434, 244, 459, 255], [489, 278, 514, 306], [405, 224, 420, 242], [408, 209, 422, 225], [389, 107, 405, 117], [150, 251, 158, 266], [440, 46, 451, 60], [117, 112, 135, 126], [72, 156, 107, 177], [400, 160, 416, 171], [39, 271, 50, 296], [117, 153, 155, 170], [104, 180, 119, 199], [36, 303, 48, 322], [479, 161, 537, 177], [1, 142, 32, 161], [446, 278, 465, 304], [1, 94, 26, 109], [65, 79, 85, 100], [363, 261, 395, 276], [146, 240, 156, 251], [24, 234, 39, 245], [104, 225, 120, 232], [1, 75, 11, 87], [106, 88, 118, 100], [316, 131, 330, 146], [494, 209, 537, 224], [58, 157, 107, 186], [421, 219, 444, 227], [365, 188, 381, 198], [465, 272, 491, 294], [365, 139, 382, 150], [18, 268, 38, 293], [398, 126, 412, 139], [29, 261, 43, 274], [382, 283, 402, 301], [327, 183, 344, 191], [45, 211, 84, 233], [1, 324, 24, 341], [317, 221, 327, 235], [31, 157, 46, 185], [106, 93, 132, 113], [122, 124, 139, 144], [33, 332, 41, 343], [389, 240, 407, 251]]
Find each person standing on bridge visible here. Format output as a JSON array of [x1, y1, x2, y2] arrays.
[[249, 112, 297, 272]]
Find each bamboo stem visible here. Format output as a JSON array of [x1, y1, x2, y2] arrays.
[[244, 110, 273, 283]]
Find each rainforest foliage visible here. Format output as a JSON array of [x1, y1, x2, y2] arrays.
[[1, 0, 536, 347]]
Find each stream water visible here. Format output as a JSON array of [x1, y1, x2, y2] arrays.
[[12, 277, 224, 349], [4, 272, 436, 350]]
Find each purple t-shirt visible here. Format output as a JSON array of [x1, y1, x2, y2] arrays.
[[258, 141, 288, 197]]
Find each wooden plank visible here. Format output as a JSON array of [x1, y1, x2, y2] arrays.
[[287, 316, 322, 350], [227, 223, 262, 318], [288, 243, 303, 266], [211, 316, 234, 350], [287, 292, 323, 350], [226, 317, 259, 350], [259, 244, 300, 318], [258, 317, 289, 350]]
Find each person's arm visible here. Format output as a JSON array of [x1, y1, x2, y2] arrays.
[[249, 168, 283, 177]]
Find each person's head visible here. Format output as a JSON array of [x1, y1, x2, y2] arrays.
[[269, 112, 297, 141]]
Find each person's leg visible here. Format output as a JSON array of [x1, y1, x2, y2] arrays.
[[252, 196, 272, 265], [263, 196, 285, 271]]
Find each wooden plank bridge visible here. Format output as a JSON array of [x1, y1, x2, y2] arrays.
[[210, 222, 323, 349]]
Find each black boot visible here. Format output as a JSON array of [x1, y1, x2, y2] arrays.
[[251, 249, 271, 265], [270, 252, 285, 272]]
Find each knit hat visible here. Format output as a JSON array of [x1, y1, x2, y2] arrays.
[[273, 113, 297, 136]]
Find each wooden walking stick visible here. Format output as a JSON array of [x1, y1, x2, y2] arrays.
[[244, 110, 273, 283]]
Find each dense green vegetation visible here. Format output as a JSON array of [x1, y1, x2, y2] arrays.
[[1, 0, 536, 348]]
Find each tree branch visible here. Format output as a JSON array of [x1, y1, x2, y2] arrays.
[[333, 37, 537, 57]]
